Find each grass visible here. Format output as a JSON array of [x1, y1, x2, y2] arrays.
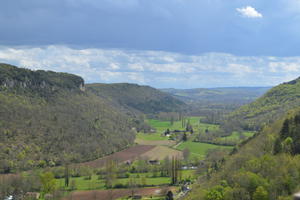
[[222, 131, 255, 140], [56, 171, 195, 191], [136, 132, 168, 141], [176, 141, 233, 159], [136, 116, 219, 143], [136, 116, 230, 160], [147, 116, 219, 134]]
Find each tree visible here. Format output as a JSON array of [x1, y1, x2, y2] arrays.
[[128, 175, 138, 197], [280, 119, 289, 138], [204, 188, 223, 200], [166, 191, 174, 200], [282, 137, 293, 154], [182, 133, 187, 142], [40, 172, 56, 195], [141, 176, 147, 187], [253, 186, 268, 200], [170, 157, 181, 185], [273, 138, 282, 154], [182, 148, 190, 161], [105, 160, 117, 189], [69, 179, 76, 191], [64, 164, 70, 187], [170, 116, 174, 125]]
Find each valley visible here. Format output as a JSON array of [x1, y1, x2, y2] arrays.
[[1, 64, 300, 200]]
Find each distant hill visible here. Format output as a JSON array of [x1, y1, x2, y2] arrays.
[[87, 83, 186, 115], [0, 64, 135, 173], [162, 87, 270, 104], [226, 77, 300, 130]]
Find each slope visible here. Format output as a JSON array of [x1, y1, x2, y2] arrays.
[[87, 83, 186, 114], [226, 77, 300, 130], [186, 108, 300, 200], [0, 64, 135, 173]]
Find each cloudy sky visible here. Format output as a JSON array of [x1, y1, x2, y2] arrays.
[[0, 0, 300, 88]]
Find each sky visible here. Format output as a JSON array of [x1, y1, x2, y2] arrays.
[[0, 0, 300, 88]]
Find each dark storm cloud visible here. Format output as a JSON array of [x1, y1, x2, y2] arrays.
[[1, 0, 300, 56]]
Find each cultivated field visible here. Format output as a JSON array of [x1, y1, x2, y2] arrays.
[[79, 145, 155, 168], [140, 146, 182, 160]]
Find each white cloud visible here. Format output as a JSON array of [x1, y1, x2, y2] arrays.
[[0, 45, 299, 88], [269, 62, 300, 72], [237, 6, 263, 18]]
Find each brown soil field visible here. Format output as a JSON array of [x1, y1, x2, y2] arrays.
[[63, 187, 176, 200], [78, 145, 155, 168], [140, 146, 182, 160]]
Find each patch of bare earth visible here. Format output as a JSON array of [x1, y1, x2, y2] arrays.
[[140, 146, 182, 160], [78, 145, 155, 168]]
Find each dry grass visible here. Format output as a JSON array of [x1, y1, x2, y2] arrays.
[[140, 146, 182, 160]]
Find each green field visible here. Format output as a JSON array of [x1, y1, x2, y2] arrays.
[[136, 116, 232, 160], [176, 141, 233, 159], [56, 170, 195, 191], [137, 116, 219, 142], [136, 132, 168, 141], [223, 131, 255, 140], [147, 116, 218, 134]]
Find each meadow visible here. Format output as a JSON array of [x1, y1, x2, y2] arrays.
[[176, 141, 233, 159], [136, 116, 231, 160], [56, 170, 195, 191]]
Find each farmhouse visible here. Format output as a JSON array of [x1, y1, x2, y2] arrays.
[[148, 159, 160, 165]]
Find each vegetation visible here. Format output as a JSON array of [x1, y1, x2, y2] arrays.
[[226, 76, 300, 130], [176, 141, 232, 160], [4, 64, 300, 200], [0, 64, 136, 173], [163, 87, 270, 124], [87, 83, 186, 114], [186, 108, 300, 200], [162, 87, 270, 105]]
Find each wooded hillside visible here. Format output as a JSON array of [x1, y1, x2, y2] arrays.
[[87, 83, 186, 115], [0, 64, 135, 173], [225, 77, 300, 130], [186, 108, 300, 200]]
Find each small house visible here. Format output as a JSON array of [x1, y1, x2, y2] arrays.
[[148, 160, 160, 165]]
